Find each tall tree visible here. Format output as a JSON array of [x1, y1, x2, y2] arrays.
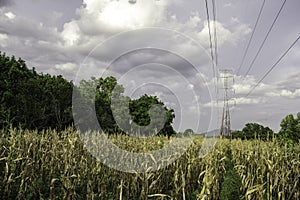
[[0, 52, 73, 130], [278, 113, 300, 143]]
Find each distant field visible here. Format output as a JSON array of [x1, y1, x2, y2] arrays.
[[0, 128, 299, 199]]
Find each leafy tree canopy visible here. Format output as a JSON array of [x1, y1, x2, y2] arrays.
[[0, 52, 73, 130], [77, 76, 176, 136], [278, 113, 300, 143], [232, 123, 274, 141]]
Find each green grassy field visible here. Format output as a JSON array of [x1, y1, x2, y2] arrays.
[[1, 128, 299, 199]]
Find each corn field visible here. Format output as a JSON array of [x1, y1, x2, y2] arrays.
[[0, 128, 299, 199]]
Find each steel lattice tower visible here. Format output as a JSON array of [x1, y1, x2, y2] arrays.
[[219, 69, 234, 138]]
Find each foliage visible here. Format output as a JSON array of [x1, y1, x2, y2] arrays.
[[77, 76, 176, 136], [176, 129, 195, 137], [278, 113, 300, 143], [231, 130, 244, 139], [0, 52, 73, 130], [232, 123, 274, 141], [220, 169, 242, 200], [129, 94, 176, 136], [220, 146, 242, 200], [184, 129, 194, 135]]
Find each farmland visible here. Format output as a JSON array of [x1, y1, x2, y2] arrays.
[[1, 0, 300, 199], [1, 128, 299, 199]]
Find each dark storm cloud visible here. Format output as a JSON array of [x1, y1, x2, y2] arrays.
[[0, 0, 13, 7], [0, 28, 8, 34], [105, 49, 198, 78]]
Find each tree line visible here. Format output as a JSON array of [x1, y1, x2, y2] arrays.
[[0, 52, 73, 130], [232, 114, 300, 143], [0, 52, 175, 136], [0, 52, 299, 141]]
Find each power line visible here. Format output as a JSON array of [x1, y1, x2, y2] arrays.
[[236, 0, 266, 75], [211, 0, 221, 126], [204, 0, 216, 79], [245, 35, 300, 98], [244, 0, 287, 76], [212, 0, 218, 67]]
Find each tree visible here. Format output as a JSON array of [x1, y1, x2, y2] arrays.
[[0, 52, 73, 131], [129, 94, 176, 136], [95, 76, 126, 134], [278, 113, 300, 143], [231, 130, 245, 140], [181, 129, 194, 137], [76, 76, 176, 136], [232, 123, 274, 141]]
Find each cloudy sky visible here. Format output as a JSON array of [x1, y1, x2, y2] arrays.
[[0, 0, 299, 133]]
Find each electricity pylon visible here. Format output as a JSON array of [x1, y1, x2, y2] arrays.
[[219, 69, 234, 138]]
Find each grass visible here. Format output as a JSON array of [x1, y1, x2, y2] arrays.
[[0, 128, 299, 199]]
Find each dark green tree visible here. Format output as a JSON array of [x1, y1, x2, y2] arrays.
[[232, 123, 273, 141], [0, 52, 73, 130], [231, 130, 245, 139], [76, 76, 176, 136], [95, 76, 125, 134], [278, 113, 300, 143], [178, 128, 194, 137], [129, 94, 176, 136]]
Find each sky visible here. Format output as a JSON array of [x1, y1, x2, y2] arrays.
[[0, 0, 299, 133]]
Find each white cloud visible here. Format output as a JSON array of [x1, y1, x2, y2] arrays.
[[61, 21, 81, 46], [187, 83, 194, 90], [267, 89, 300, 99], [100, 1, 152, 29], [231, 73, 300, 99], [57, 0, 251, 61], [0, 33, 8, 47], [74, 0, 170, 35], [233, 97, 265, 105], [186, 12, 201, 28], [230, 23, 251, 45], [204, 96, 265, 108], [233, 75, 274, 95], [4, 11, 15, 20], [194, 20, 250, 48], [55, 62, 78, 71], [203, 101, 223, 108]]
